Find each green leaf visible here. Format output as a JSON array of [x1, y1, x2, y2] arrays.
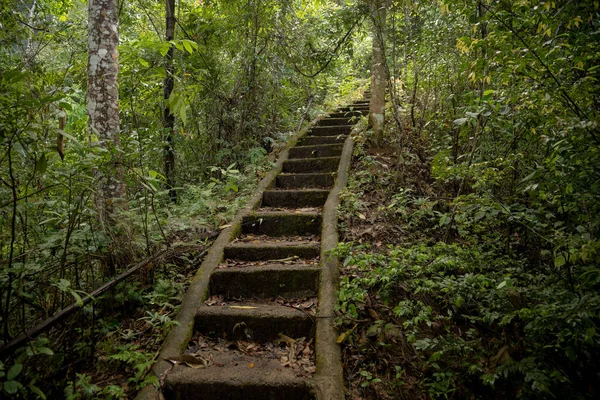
[[7, 363, 22, 381], [71, 291, 84, 307], [138, 58, 149, 68], [182, 40, 193, 54], [453, 117, 468, 126], [521, 170, 538, 182], [58, 101, 72, 111], [179, 102, 187, 125], [58, 130, 79, 143], [56, 279, 71, 291], [172, 40, 183, 51], [36, 154, 48, 175], [36, 347, 54, 356], [28, 382, 46, 399], [4, 380, 19, 394], [474, 211, 486, 221], [439, 214, 451, 226], [159, 43, 171, 57]]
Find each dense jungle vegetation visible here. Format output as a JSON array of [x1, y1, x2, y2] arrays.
[[1, 0, 598, 398]]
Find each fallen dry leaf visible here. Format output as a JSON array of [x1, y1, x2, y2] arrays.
[[166, 354, 210, 369]]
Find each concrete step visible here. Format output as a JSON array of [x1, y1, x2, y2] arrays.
[[262, 189, 329, 208], [289, 144, 343, 159], [283, 157, 340, 173], [276, 173, 335, 189], [328, 111, 364, 118], [336, 106, 368, 113], [298, 135, 347, 146], [317, 117, 356, 126], [224, 241, 320, 261], [242, 211, 321, 237], [195, 303, 314, 341], [309, 125, 353, 136], [163, 357, 315, 400], [210, 264, 320, 299]]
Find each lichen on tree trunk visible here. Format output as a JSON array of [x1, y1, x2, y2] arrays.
[[369, 0, 386, 147], [87, 0, 128, 273]]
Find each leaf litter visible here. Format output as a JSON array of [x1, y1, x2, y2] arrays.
[[184, 333, 316, 376], [232, 234, 320, 244], [217, 256, 320, 269], [203, 296, 318, 317], [258, 206, 322, 213]]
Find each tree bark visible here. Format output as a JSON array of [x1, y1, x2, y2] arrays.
[[369, 0, 386, 147], [87, 0, 127, 273], [164, 0, 176, 202]]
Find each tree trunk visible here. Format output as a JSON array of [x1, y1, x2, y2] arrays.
[[164, 0, 176, 202], [369, 0, 386, 147], [87, 0, 127, 274]]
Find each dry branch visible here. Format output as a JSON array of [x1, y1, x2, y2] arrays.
[[0, 240, 213, 357]]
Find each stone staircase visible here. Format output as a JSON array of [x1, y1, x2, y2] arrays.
[[138, 97, 369, 400]]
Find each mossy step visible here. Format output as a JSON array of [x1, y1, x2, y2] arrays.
[[195, 303, 314, 341], [163, 361, 314, 400], [276, 173, 335, 189], [328, 111, 364, 118], [289, 144, 343, 159], [283, 157, 340, 173], [242, 211, 321, 237], [224, 241, 320, 261], [210, 265, 320, 299], [309, 125, 353, 136], [262, 189, 329, 208], [352, 100, 370, 105], [336, 106, 368, 113], [317, 117, 356, 126], [298, 135, 347, 146]]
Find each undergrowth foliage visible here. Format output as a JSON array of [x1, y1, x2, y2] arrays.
[[336, 141, 600, 399], [335, 0, 599, 398], [334, 238, 600, 398]]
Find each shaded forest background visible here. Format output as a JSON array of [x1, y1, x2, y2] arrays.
[[1, 0, 599, 398]]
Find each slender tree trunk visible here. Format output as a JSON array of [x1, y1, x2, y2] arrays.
[[164, 0, 176, 202], [87, 0, 127, 274], [369, 0, 386, 147], [24, 0, 37, 67]]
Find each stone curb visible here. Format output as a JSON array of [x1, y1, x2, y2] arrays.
[[313, 128, 356, 400]]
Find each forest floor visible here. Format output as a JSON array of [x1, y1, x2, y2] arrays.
[[334, 124, 599, 400], [57, 242, 214, 398], [335, 136, 435, 400]]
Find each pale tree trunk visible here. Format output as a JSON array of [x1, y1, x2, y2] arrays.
[[87, 0, 127, 274], [24, 0, 37, 67], [164, 0, 176, 202], [369, 0, 386, 147]]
